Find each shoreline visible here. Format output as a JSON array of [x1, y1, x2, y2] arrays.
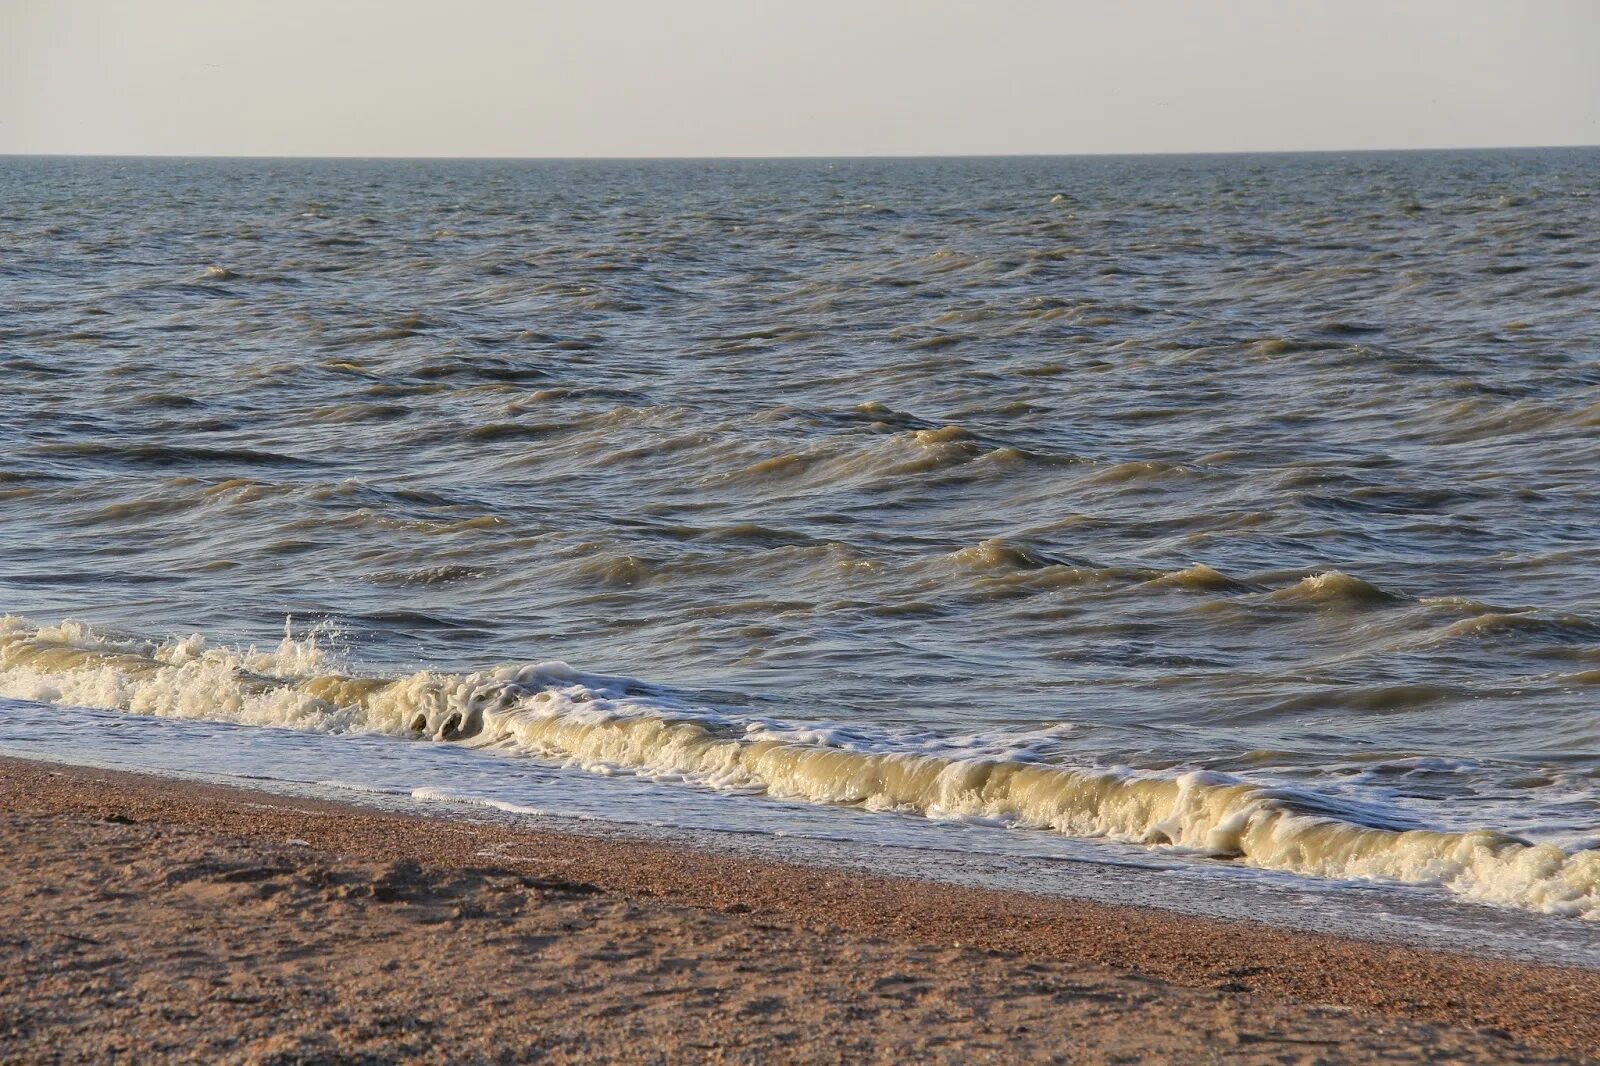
[[3, 754, 1597, 1061]]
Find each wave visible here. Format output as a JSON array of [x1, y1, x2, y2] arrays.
[[1085, 459, 1193, 485], [1431, 611, 1600, 644], [25, 442, 318, 469], [1266, 571, 1400, 607], [944, 540, 1256, 594], [1, 615, 1596, 920]]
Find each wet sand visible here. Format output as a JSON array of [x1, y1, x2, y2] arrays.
[[2, 757, 1595, 1063]]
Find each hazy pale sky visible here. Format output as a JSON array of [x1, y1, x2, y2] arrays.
[[3, 0, 1597, 157]]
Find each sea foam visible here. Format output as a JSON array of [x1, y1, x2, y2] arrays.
[[2, 615, 1596, 920]]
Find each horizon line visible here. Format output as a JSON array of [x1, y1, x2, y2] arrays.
[[3, 142, 1598, 163]]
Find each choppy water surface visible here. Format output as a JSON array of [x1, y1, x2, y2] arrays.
[[2, 152, 1597, 921]]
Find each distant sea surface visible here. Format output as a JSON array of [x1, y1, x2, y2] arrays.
[[2, 151, 1598, 927]]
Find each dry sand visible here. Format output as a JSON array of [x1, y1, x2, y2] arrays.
[[2, 756, 1594, 1064]]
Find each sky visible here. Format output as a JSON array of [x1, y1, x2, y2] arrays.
[[2, 0, 1597, 157]]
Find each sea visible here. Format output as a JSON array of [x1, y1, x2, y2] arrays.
[[2, 150, 1597, 956]]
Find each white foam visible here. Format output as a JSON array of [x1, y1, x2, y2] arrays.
[[2, 614, 1596, 919]]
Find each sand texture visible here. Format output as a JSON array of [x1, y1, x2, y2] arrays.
[[1, 758, 1593, 1064]]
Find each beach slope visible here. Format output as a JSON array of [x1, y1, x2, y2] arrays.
[[1, 757, 1592, 1063]]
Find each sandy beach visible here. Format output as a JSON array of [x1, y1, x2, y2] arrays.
[[2, 757, 1594, 1063]]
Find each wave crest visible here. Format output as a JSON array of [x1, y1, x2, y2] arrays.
[[2, 615, 1596, 920], [1268, 571, 1399, 607]]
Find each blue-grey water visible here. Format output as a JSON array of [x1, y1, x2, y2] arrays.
[[1, 151, 1597, 928]]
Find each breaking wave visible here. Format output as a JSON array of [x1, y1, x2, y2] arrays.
[[2, 615, 1596, 920]]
